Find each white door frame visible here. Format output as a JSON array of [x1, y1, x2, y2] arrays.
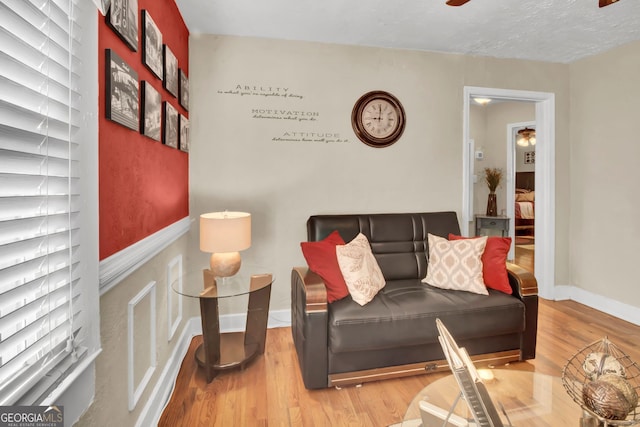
[[462, 86, 555, 299]]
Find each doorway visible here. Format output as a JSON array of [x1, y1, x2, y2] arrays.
[[461, 86, 555, 299], [509, 122, 536, 270]]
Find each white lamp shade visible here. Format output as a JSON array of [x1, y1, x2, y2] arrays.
[[200, 212, 251, 253]]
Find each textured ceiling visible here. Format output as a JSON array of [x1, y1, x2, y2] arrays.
[[175, 0, 640, 63]]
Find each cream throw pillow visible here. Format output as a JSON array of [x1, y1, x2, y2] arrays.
[[336, 233, 385, 306], [422, 233, 488, 295]]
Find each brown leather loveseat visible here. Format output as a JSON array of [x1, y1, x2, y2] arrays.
[[291, 212, 538, 389]]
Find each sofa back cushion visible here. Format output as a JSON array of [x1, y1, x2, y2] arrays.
[[307, 212, 460, 281]]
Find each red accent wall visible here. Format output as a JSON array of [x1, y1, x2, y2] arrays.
[[98, 0, 189, 260]]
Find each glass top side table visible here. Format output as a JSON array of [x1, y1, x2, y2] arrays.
[[172, 265, 274, 382]]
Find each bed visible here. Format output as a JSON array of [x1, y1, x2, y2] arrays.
[[515, 172, 534, 236]]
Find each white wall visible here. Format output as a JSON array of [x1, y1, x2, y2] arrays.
[[189, 34, 572, 312]]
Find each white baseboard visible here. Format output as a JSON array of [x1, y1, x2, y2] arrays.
[[136, 317, 201, 427], [221, 309, 291, 332], [554, 285, 640, 326], [138, 310, 292, 427]]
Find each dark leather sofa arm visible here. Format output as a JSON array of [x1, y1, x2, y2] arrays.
[[291, 267, 330, 389], [506, 262, 538, 360]]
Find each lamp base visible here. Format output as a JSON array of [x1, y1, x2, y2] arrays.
[[210, 252, 241, 278]]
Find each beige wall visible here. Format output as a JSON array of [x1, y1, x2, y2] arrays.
[[77, 235, 196, 426], [74, 33, 640, 427], [189, 34, 571, 311], [569, 41, 640, 306]]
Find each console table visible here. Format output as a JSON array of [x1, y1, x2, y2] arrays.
[[475, 215, 510, 237], [172, 266, 273, 382], [402, 368, 590, 426]]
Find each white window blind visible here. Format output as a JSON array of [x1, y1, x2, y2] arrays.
[[0, 0, 88, 405]]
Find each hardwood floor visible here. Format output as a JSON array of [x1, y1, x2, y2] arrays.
[[514, 244, 534, 273], [159, 294, 640, 426], [159, 242, 636, 426]]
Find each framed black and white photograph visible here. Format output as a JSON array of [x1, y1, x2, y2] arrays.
[[142, 10, 162, 79], [179, 115, 189, 152], [107, 0, 139, 51], [163, 102, 178, 148], [163, 45, 178, 97], [106, 49, 139, 130], [140, 81, 161, 141], [179, 69, 189, 111]]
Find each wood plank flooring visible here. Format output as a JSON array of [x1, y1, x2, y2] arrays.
[[159, 254, 640, 426]]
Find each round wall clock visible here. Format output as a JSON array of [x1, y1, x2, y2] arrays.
[[351, 91, 406, 148]]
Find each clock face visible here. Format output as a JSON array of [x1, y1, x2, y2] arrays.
[[352, 91, 405, 148], [361, 99, 398, 139]]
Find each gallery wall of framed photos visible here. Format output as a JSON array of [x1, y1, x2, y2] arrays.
[[99, 0, 190, 260]]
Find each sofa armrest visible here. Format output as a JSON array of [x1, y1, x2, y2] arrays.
[[291, 267, 329, 389], [292, 266, 328, 313], [506, 262, 538, 299], [506, 262, 538, 360]]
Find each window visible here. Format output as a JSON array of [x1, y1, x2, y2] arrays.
[[0, 0, 99, 407]]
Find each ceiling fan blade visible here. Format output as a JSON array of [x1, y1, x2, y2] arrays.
[[446, 0, 472, 6], [599, 0, 620, 7]]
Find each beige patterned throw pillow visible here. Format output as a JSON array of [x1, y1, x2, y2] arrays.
[[336, 233, 386, 306], [422, 233, 488, 295]]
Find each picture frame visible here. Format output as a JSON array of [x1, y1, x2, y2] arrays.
[[163, 45, 178, 97], [179, 115, 189, 152], [179, 69, 189, 111], [105, 49, 139, 131], [142, 10, 162, 79], [524, 151, 535, 164], [163, 102, 178, 148], [140, 81, 161, 141], [106, 0, 139, 51]]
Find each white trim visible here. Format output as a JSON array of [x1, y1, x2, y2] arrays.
[[99, 217, 191, 295], [555, 286, 640, 326], [128, 281, 158, 411], [534, 97, 556, 300], [266, 309, 292, 329], [137, 317, 202, 427], [462, 86, 555, 299], [462, 94, 472, 223], [218, 309, 292, 332], [167, 256, 183, 341], [464, 138, 475, 220], [41, 349, 102, 405]]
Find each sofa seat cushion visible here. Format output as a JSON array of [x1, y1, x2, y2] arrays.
[[328, 279, 525, 354]]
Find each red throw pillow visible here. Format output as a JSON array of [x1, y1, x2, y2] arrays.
[[300, 230, 350, 303], [448, 234, 512, 295]]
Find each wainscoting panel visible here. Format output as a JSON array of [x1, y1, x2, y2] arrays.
[[128, 281, 157, 411], [167, 255, 183, 341]]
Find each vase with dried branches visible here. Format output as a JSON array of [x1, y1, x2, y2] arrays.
[[484, 167, 503, 216]]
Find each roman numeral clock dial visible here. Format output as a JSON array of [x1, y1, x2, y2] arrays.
[[352, 91, 405, 148]]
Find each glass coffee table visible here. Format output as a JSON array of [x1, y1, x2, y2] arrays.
[[403, 368, 588, 426], [172, 265, 273, 382]]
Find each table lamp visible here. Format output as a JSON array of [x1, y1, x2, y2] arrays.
[[200, 211, 251, 278]]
